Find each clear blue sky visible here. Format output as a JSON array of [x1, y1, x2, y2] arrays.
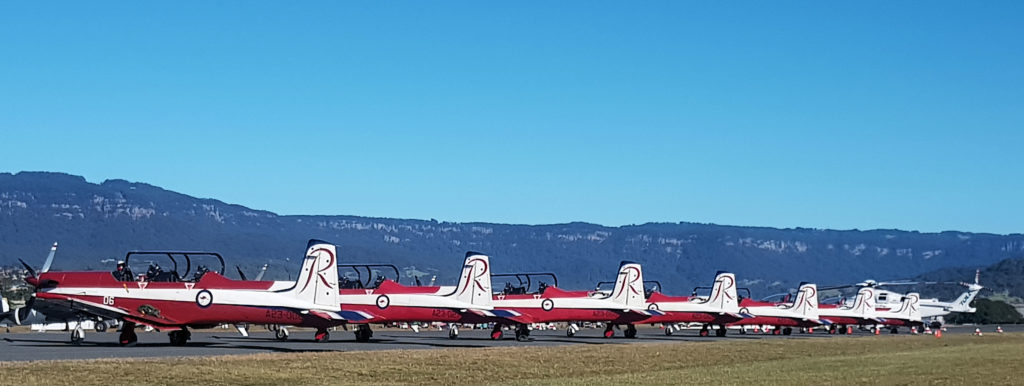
[[2, 2, 1022, 234]]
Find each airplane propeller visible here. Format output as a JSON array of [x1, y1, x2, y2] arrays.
[[13, 242, 58, 325], [236, 265, 248, 281]]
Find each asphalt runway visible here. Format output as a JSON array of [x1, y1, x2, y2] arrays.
[[0, 324, 1016, 362]]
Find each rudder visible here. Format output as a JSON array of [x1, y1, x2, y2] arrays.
[[610, 261, 645, 308], [288, 239, 340, 310], [452, 251, 492, 307]]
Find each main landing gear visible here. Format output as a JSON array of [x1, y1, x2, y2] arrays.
[[119, 321, 139, 346], [624, 324, 638, 339], [169, 328, 191, 346], [275, 326, 290, 341], [566, 323, 580, 337], [491, 324, 504, 340], [699, 325, 710, 337], [314, 328, 330, 343], [514, 324, 532, 342], [603, 324, 616, 338], [716, 325, 727, 337], [782, 327, 793, 336], [448, 324, 459, 340], [354, 325, 373, 342], [663, 324, 676, 336]]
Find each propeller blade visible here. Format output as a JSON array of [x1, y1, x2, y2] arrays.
[[254, 264, 268, 281], [236, 265, 248, 281], [40, 242, 57, 273], [18, 258, 37, 278]]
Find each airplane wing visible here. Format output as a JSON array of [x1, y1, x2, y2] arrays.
[[35, 292, 184, 328]]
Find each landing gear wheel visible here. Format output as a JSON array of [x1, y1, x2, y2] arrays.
[[664, 326, 673, 336], [716, 326, 727, 337], [772, 327, 781, 335], [699, 328, 709, 337], [168, 329, 190, 346], [275, 328, 289, 341], [314, 329, 330, 343], [71, 327, 85, 345], [930, 321, 942, 330], [491, 330, 504, 340], [624, 325, 637, 339], [119, 322, 138, 347], [603, 326, 615, 338], [95, 321, 108, 333], [448, 324, 459, 340], [782, 327, 792, 336], [890, 327, 899, 334], [514, 325, 531, 342], [354, 325, 373, 342]]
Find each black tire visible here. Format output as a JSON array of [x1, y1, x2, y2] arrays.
[[169, 330, 188, 346], [94, 321, 107, 333], [664, 327, 673, 336], [70, 329, 84, 345], [716, 328, 727, 337], [930, 321, 942, 330], [625, 326, 637, 339], [275, 328, 289, 341], [782, 327, 792, 336]]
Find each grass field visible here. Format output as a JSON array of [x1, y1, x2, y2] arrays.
[[1, 333, 1020, 385]]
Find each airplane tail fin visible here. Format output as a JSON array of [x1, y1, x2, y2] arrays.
[[610, 261, 646, 308], [789, 282, 819, 319], [952, 271, 982, 312], [851, 287, 876, 317], [893, 293, 921, 321], [451, 252, 492, 307], [287, 240, 340, 310], [705, 271, 740, 313]]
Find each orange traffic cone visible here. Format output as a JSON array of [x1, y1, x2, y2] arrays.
[[874, 328, 881, 335], [808, 328, 814, 334], [935, 329, 942, 338], [997, 326, 1004, 333], [974, 328, 983, 336], [847, 326, 853, 334]]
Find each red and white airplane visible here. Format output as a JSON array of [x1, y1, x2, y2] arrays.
[[817, 287, 883, 334], [337, 252, 496, 341], [478, 261, 661, 341], [632, 271, 752, 337], [21, 239, 369, 345], [726, 282, 826, 335]]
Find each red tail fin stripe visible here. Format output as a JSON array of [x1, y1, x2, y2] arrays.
[[457, 257, 488, 296]]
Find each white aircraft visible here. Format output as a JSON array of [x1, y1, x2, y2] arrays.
[[825, 270, 983, 329]]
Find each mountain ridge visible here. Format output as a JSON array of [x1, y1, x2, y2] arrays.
[[2, 171, 1022, 295]]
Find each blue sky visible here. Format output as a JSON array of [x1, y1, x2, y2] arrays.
[[2, 2, 1022, 234]]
